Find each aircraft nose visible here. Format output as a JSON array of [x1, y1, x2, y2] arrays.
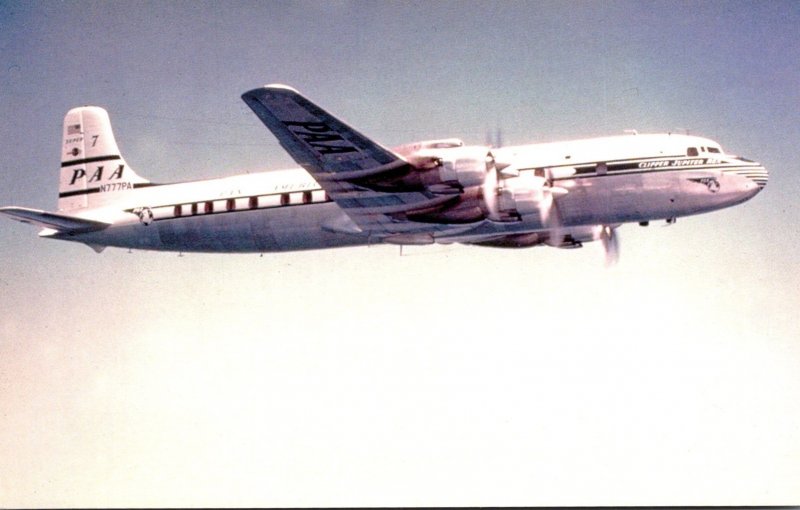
[[729, 161, 768, 192], [748, 165, 768, 191]]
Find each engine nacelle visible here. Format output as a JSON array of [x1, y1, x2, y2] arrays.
[[400, 144, 495, 190], [392, 138, 464, 157], [496, 173, 551, 216], [385, 141, 569, 226], [482, 170, 555, 222], [435, 146, 496, 189]]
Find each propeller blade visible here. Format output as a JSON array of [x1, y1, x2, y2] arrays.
[[481, 164, 500, 219], [601, 225, 620, 266]]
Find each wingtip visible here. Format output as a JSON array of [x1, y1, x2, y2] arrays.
[[263, 83, 299, 92], [241, 83, 300, 100]]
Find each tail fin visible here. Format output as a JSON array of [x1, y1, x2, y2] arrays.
[[59, 107, 149, 211]]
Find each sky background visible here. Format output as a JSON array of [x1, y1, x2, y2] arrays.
[[1, 1, 798, 506]]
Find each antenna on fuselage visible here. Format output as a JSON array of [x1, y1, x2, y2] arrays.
[[485, 127, 503, 148]]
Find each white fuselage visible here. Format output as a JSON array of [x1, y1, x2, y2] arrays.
[[51, 133, 767, 252]]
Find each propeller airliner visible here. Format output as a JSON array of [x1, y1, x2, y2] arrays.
[[0, 85, 768, 263]]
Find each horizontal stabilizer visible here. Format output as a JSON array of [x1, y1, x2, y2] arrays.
[[0, 206, 110, 232]]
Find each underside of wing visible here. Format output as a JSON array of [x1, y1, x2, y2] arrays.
[[241, 85, 476, 238], [0, 206, 110, 233]]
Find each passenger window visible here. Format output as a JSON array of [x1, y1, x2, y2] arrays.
[[302, 191, 312, 204], [280, 193, 290, 206], [174, 205, 182, 217], [687, 147, 699, 157], [191, 203, 198, 215], [226, 198, 235, 212], [204, 201, 213, 214], [249, 196, 258, 209]]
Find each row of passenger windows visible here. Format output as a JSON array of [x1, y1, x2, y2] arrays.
[[172, 190, 328, 218]]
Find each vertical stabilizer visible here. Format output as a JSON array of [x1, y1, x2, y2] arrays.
[[59, 107, 149, 211]]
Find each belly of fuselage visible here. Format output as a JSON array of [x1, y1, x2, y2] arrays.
[[70, 202, 369, 253], [553, 168, 754, 227]]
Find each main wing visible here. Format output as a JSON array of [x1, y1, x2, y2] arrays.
[[241, 85, 465, 240]]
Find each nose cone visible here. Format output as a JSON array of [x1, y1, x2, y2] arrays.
[[747, 165, 768, 191], [730, 162, 768, 193]]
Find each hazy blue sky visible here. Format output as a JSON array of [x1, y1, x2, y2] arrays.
[[1, 1, 798, 506]]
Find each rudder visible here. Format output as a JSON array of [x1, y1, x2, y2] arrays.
[[59, 107, 149, 211]]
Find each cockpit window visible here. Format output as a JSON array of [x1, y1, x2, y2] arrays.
[[707, 147, 721, 154], [687, 147, 699, 157]]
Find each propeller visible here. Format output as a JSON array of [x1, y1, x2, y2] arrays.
[[481, 156, 501, 219], [600, 225, 620, 266]]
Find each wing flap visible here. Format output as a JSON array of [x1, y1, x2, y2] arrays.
[[0, 206, 110, 232]]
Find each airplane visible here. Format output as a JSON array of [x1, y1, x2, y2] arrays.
[[0, 84, 768, 263]]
